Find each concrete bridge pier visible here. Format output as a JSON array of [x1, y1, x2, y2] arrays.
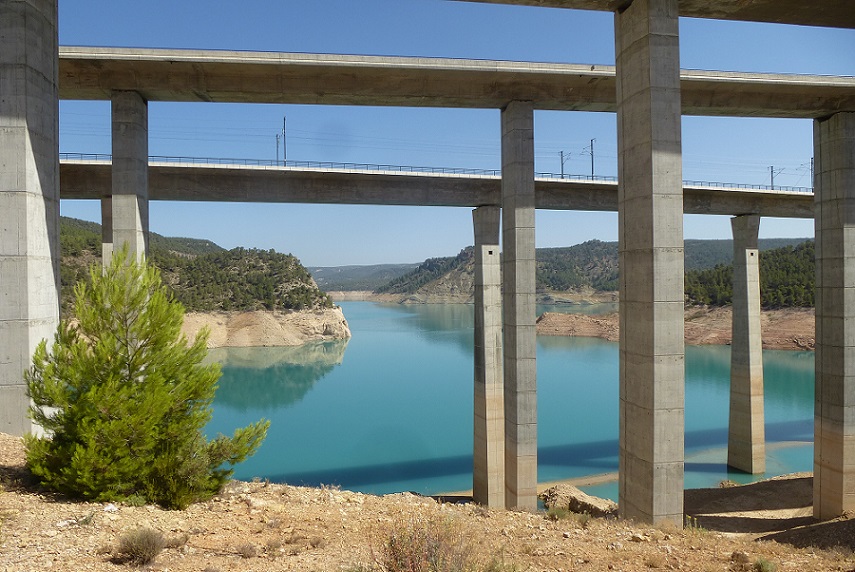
[[110, 90, 149, 259], [728, 215, 766, 474], [0, 0, 60, 436], [101, 197, 113, 263], [615, 0, 685, 525], [814, 111, 855, 519], [501, 101, 538, 511], [473, 206, 505, 507]]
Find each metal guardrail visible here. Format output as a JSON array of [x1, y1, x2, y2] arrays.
[[59, 153, 813, 194]]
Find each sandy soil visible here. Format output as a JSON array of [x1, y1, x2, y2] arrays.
[[2, 434, 854, 572], [537, 307, 815, 351], [180, 307, 351, 348]]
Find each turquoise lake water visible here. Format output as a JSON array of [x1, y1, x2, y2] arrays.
[[205, 301, 814, 501]]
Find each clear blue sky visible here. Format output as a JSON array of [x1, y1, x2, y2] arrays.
[[58, 1, 855, 266]]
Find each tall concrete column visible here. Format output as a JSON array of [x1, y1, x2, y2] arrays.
[[501, 101, 537, 511], [814, 112, 855, 520], [101, 196, 113, 263], [111, 91, 149, 259], [615, 0, 685, 525], [728, 215, 765, 474], [473, 206, 504, 507], [0, 0, 60, 435]]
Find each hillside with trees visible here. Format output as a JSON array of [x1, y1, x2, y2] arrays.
[[535, 240, 619, 291], [683, 238, 806, 270], [374, 238, 815, 309], [375, 248, 474, 295], [685, 240, 815, 308], [59, 217, 332, 314]]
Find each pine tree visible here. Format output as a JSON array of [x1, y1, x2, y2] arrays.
[[25, 249, 269, 509]]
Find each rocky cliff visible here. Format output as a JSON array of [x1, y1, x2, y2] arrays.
[[181, 307, 351, 348]]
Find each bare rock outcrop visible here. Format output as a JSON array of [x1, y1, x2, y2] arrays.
[[539, 484, 618, 517], [181, 307, 351, 348]]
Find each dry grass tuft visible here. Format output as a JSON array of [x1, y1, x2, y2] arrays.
[[116, 528, 166, 565]]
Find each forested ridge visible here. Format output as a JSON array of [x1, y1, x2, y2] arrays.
[[376, 238, 815, 308], [684, 240, 815, 308], [375, 248, 474, 294], [59, 217, 332, 313]]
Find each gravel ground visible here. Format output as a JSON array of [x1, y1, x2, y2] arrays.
[[2, 433, 854, 572]]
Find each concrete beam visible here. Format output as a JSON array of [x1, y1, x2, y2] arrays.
[[728, 215, 765, 474], [58, 161, 815, 218], [616, 0, 685, 525], [473, 206, 504, 508], [0, 0, 60, 436], [456, 0, 855, 29], [57, 47, 855, 119], [814, 112, 855, 520], [501, 101, 538, 511], [111, 91, 149, 259]]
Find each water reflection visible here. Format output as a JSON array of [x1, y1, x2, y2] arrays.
[[377, 303, 474, 352], [535, 302, 618, 316], [377, 302, 618, 354], [208, 340, 349, 412], [684, 345, 814, 408]]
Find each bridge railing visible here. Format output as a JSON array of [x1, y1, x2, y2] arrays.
[[682, 178, 811, 193], [59, 153, 813, 194]]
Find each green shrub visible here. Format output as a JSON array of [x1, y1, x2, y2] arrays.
[[25, 249, 269, 509], [117, 528, 166, 565], [754, 558, 777, 572]]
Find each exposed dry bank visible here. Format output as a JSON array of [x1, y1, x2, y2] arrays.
[[180, 307, 351, 348], [536, 306, 815, 351]]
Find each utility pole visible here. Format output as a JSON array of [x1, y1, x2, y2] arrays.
[[583, 138, 596, 178], [559, 150, 572, 179], [770, 165, 784, 190], [275, 133, 280, 164], [282, 115, 287, 166], [811, 157, 814, 188], [590, 138, 594, 177]]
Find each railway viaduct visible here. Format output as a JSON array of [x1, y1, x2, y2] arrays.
[[2, 0, 854, 524]]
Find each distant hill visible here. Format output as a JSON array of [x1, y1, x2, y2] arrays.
[[684, 238, 808, 270], [59, 217, 331, 314], [373, 238, 815, 307], [309, 263, 418, 291]]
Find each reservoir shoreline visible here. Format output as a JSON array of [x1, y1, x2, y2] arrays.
[[186, 300, 814, 351], [330, 294, 815, 352]]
